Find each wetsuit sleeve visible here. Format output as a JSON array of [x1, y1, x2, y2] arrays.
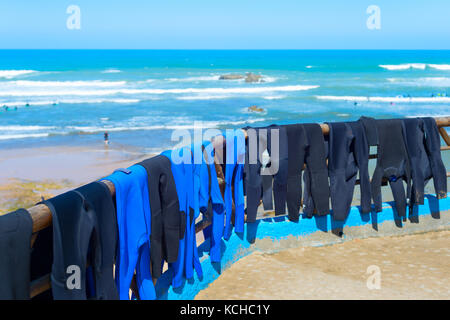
[[351, 121, 372, 213], [267, 126, 289, 216], [285, 124, 307, 222], [244, 127, 263, 223], [327, 122, 358, 221], [0, 209, 32, 300], [402, 119, 426, 206], [233, 130, 246, 232], [423, 117, 448, 199]]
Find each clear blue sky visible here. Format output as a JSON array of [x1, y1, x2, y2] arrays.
[[0, 0, 449, 49]]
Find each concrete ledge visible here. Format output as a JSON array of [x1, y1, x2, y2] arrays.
[[154, 194, 450, 300]]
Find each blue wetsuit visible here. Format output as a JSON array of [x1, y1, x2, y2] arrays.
[[186, 141, 225, 277], [199, 140, 226, 263], [184, 143, 203, 280], [104, 165, 155, 300], [162, 147, 190, 289]]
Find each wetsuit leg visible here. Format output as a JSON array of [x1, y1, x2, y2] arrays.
[[402, 118, 427, 207], [0, 209, 32, 300], [267, 125, 289, 216], [223, 129, 246, 238], [350, 120, 372, 213], [244, 127, 264, 222], [261, 174, 274, 210], [327, 122, 358, 221], [303, 123, 330, 217], [233, 132, 246, 232], [284, 124, 307, 222], [75, 181, 119, 300], [422, 117, 448, 199]]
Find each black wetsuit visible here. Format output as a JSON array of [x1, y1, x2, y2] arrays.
[[302, 123, 330, 217], [243, 126, 268, 222], [263, 125, 289, 216], [327, 121, 371, 221], [44, 181, 118, 300], [369, 118, 411, 217], [422, 117, 447, 199], [349, 120, 372, 214], [402, 118, 429, 208], [43, 191, 100, 299], [138, 155, 184, 280], [0, 209, 33, 300], [75, 181, 119, 300], [284, 124, 308, 221]]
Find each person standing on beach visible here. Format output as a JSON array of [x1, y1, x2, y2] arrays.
[[104, 131, 109, 146]]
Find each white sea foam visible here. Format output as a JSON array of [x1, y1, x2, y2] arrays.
[[263, 95, 286, 100], [406, 113, 450, 118], [165, 75, 220, 82], [0, 85, 319, 97], [0, 98, 140, 107], [6, 80, 127, 87], [316, 95, 450, 103], [379, 64, 427, 70], [387, 77, 450, 87], [428, 64, 450, 70], [0, 125, 56, 131], [0, 133, 49, 140], [380, 63, 450, 71], [0, 117, 272, 141], [176, 95, 230, 100], [0, 70, 37, 79], [101, 68, 121, 73], [66, 118, 271, 134]]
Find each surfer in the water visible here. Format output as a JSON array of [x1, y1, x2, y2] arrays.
[[104, 131, 109, 146]]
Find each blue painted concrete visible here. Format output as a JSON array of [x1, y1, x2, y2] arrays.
[[154, 194, 450, 300]]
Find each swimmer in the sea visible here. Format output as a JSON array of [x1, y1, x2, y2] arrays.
[[104, 131, 109, 146]]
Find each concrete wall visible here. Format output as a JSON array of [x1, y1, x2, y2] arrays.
[[154, 194, 450, 300]]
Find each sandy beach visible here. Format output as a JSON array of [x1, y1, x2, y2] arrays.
[[0, 142, 151, 214], [196, 230, 450, 300]]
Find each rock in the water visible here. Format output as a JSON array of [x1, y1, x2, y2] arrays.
[[219, 74, 244, 80], [248, 105, 265, 113], [245, 72, 264, 83]]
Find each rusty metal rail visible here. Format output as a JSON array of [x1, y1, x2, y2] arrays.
[[24, 116, 450, 298]]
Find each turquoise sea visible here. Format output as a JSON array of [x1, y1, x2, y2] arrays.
[[1, 50, 450, 152]]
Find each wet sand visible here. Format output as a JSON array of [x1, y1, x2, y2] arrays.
[[196, 230, 450, 300], [0, 143, 151, 214], [0, 143, 149, 185]]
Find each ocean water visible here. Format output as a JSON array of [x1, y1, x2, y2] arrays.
[[0, 50, 450, 153]]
